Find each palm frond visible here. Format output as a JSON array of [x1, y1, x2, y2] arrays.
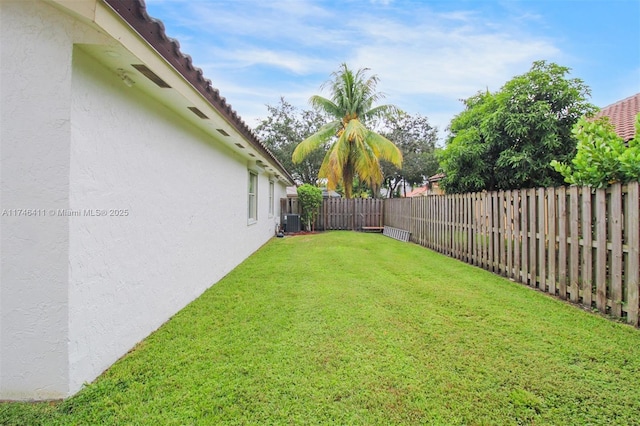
[[360, 161, 384, 188], [292, 121, 340, 164], [356, 72, 381, 110], [343, 118, 368, 145], [365, 131, 403, 167], [362, 104, 402, 123], [318, 133, 349, 190], [352, 143, 380, 186], [309, 96, 341, 119]]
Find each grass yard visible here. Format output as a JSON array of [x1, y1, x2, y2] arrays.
[[2, 231, 639, 425]]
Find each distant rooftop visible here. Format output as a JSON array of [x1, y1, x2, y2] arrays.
[[595, 93, 640, 141], [405, 186, 428, 198]]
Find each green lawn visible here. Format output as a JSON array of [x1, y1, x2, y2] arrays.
[[2, 231, 639, 425]]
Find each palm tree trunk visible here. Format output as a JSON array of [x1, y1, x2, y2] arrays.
[[343, 160, 354, 199]]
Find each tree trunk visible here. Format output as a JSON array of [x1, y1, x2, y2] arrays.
[[388, 178, 400, 198], [344, 170, 353, 198]]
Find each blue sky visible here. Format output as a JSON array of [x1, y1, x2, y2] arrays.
[[145, 0, 640, 140]]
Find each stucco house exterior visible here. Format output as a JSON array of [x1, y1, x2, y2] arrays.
[[0, 0, 294, 400]]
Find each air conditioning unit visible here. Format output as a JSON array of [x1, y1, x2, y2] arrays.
[[285, 214, 301, 233]]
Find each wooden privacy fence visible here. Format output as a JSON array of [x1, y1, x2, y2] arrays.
[[281, 198, 383, 231], [384, 182, 640, 326]]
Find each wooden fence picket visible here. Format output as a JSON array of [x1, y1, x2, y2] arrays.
[[547, 187, 557, 296], [569, 186, 580, 302], [283, 181, 640, 327], [595, 189, 607, 311], [581, 186, 593, 307], [537, 188, 546, 291], [611, 184, 623, 317], [626, 182, 639, 326], [376, 182, 640, 327], [558, 186, 568, 300]]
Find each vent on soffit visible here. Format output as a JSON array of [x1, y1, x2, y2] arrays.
[[131, 64, 171, 88], [187, 107, 209, 119], [217, 128, 230, 136]]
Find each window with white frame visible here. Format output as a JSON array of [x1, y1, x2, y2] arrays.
[[248, 171, 258, 223], [269, 180, 275, 217]]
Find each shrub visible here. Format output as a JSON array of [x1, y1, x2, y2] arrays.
[[297, 184, 322, 231], [551, 113, 640, 188]]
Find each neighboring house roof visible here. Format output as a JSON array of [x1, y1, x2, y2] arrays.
[[103, 0, 294, 184], [403, 174, 446, 197], [286, 186, 298, 197], [405, 186, 428, 197], [429, 173, 445, 182], [594, 93, 640, 142], [286, 186, 341, 198], [322, 188, 341, 198]]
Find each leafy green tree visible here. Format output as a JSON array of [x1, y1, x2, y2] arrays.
[[438, 90, 498, 193], [292, 64, 403, 198], [551, 114, 640, 187], [296, 184, 323, 231], [439, 61, 597, 193], [380, 112, 439, 197], [256, 98, 327, 184]]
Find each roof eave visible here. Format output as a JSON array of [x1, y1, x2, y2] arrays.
[[100, 0, 294, 184]]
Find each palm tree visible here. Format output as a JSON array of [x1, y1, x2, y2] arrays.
[[292, 64, 403, 198]]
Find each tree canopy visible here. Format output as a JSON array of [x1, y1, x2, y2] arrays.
[[380, 113, 440, 197], [255, 98, 327, 185], [439, 61, 597, 193], [292, 64, 403, 198]]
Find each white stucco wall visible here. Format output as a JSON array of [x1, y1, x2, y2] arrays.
[[67, 47, 284, 394], [1, 0, 287, 400], [1, 0, 77, 400]]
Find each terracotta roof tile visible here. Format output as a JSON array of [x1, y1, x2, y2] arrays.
[[595, 93, 640, 141], [405, 186, 428, 197]]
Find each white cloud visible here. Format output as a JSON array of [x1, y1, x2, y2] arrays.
[[163, 0, 339, 47], [207, 47, 324, 74], [146, 0, 564, 138], [348, 11, 560, 99], [332, 8, 561, 138]]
